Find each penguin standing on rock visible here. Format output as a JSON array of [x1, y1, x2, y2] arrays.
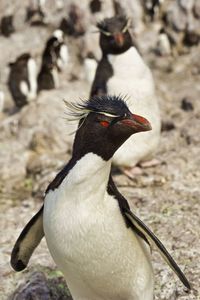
[[8, 53, 37, 108], [11, 96, 190, 300], [37, 30, 68, 91], [90, 15, 161, 176]]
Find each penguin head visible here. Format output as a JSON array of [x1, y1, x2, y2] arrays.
[[53, 29, 64, 42], [9, 53, 32, 69], [46, 36, 60, 50], [97, 15, 132, 55], [66, 95, 151, 160]]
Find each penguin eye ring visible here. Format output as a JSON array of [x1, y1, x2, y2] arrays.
[[122, 19, 132, 33], [100, 29, 112, 36]]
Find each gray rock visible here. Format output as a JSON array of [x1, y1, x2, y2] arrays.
[[10, 271, 72, 300]]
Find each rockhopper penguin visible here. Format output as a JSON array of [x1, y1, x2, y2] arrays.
[[11, 96, 190, 299], [90, 15, 161, 173]]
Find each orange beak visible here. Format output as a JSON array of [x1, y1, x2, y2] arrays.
[[114, 33, 124, 47], [119, 113, 152, 133]]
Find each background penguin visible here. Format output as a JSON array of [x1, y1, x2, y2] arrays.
[[0, 15, 15, 37], [11, 96, 190, 299], [37, 29, 68, 91], [8, 53, 37, 108], [26, 0, 47, 26], [59, 4, 86, 37], [90, 15, 161, 176], [89, 0, 102, 14]]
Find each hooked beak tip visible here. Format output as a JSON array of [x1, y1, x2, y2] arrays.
[[114, 33, 124, 47], [120, 113, 152, 133]]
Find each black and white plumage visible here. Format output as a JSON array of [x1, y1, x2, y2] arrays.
[[90, 15, 161, 168], [59, 4, 86, 37], [11, 95, 190, 299], [37, 30, 68, 91], [26, 0, 47, 26], [8, 53, 37, 108]]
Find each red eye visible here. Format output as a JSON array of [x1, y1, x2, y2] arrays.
[[100, 121, 110, 127]]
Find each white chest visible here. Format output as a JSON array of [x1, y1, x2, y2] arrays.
[[108, 47, 161, 167], [107, 47, 155, 102], [57, 44, 69, 70], [27, 58, 37, 100], [43, 154, 154, 300], [51, 67, 59, 88]]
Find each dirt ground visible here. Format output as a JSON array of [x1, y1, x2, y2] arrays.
[[0, 3, 200, 300]]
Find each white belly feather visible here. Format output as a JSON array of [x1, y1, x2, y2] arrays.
[[107, 47, 161, 167], [43, 153, 154, 300]]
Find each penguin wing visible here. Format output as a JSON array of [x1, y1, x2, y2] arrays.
[[11, 206, 44, 272], [108, 176, 191, 290], [90, 57, 113, 97]]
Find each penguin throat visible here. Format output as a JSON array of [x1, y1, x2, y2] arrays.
[[64, 153, 112, 194]]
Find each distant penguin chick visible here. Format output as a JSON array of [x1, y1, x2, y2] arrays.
[[8, 53, 37, 108]]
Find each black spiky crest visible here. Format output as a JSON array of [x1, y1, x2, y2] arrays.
[[64, 95, 130, 122], [97, 15, 130, 33]]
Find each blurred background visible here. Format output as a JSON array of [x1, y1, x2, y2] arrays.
[[0, 0, 199, 299]]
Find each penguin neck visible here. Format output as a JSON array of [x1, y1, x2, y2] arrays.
[[65, 153, 111, 198], [102, 44, 132, 57]]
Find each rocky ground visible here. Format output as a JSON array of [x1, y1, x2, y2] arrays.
[[0, 1, 200, 299]]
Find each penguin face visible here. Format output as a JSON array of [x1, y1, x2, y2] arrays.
[[97, 16, 132, 54], [68, 96, 152, 160]]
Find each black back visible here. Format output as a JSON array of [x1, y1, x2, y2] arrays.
[[8, 53, 31, 107], [37, 64, 55, 91]]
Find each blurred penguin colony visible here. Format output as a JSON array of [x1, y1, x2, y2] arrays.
[[0, 0, 199, 114]]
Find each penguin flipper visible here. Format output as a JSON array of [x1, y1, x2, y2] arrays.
[[108, 175, 191, 290], [11, 206, 44, 272], [124, 208, 191, 290]]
